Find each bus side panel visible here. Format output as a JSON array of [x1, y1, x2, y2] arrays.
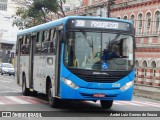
[[15, 41, 20, 85], [33, 55, 56, 93], [42, 55, 56, 94], [14, 55, 18, 84], [33, 55, 43, 92], [19, 56, 30, 88]]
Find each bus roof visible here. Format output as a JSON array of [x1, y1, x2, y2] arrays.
[[17, 16, 133, 36]]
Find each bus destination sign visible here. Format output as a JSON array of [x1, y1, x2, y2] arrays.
[[72, 19, 130, 31]]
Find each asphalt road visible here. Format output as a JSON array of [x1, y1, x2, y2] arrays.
[[0, 74, 160, 120]]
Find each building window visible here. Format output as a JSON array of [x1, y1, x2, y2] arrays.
[[153, 69, 156, 77], [130, 15, 135, 27], [135, 60, 139, 76], [124, 16, 127, 20], [137, 14, 142, 35], [0, 0, 8, 2], [155, 11, 160, 34], [142, 60, 147, 76], [145, 12, 151, 35], [151, 61, 156, 78], [0, 4, 7, 11]]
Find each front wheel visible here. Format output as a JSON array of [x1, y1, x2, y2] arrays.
[[100, 100, 113, 109], [48, 83, 60, 108]]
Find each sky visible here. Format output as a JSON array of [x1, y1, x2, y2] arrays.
[[0, 0, 19, 43], [0, 0, 82, 43]]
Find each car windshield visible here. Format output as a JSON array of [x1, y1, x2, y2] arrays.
[[2, 63, 13, 68], [64, 31, 134, 71]]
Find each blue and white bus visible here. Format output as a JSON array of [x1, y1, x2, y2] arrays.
[[15, 16, 135, 109]]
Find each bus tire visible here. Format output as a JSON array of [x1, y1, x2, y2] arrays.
[[32, 91, 37, 96], [48, 83, 60, 108], [100, 100, 113, 109], [22, 75, 30, 96]]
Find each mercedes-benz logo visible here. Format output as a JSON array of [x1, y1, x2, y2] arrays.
[[98, 83, 102, 88]]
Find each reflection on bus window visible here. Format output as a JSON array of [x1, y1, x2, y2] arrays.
[[64, 31, 134, 71], [20, 35, 30, 55]]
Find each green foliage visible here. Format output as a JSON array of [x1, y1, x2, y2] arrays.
[[12, 0, 65, 29]]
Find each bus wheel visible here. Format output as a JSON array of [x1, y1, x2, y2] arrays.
[[48, 84, 60, 108], [22, 75, 30, 96], [100, 100, 113, 109], [32, 91, 37, 96]]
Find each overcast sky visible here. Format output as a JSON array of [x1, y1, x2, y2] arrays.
[[0, 0, 19, 42]]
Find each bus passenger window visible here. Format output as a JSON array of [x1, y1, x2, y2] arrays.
[[35, 32, 42, 54], [20, 38, 24, 55], [48, 29, 56, 54], [41, 30, 49, 53], [44, 30, 50, 41], [25, 35, 30, 54], [20, 35, 30, 55]]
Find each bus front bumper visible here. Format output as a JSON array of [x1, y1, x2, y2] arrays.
[[59, 81, 133, 101]]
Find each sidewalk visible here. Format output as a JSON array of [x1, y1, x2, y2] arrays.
[[134, 84, 160, 101]]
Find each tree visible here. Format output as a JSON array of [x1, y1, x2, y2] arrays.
[[57, 0, 66, 18], [12, 0, 66, 29]]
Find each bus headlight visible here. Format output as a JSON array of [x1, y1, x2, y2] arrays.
[[120, 81, 133, 91], [62, 77, 79, 89]]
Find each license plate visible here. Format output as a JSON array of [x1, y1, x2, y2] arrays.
[[93, 93, 105, 98]]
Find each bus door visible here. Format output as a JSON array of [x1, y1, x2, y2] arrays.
[[29, 33, 36, 89], [16, 36, 22, 85], [54, 26, 63, 96]]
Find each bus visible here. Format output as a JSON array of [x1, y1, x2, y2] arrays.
[[15, 16, 135, 109]]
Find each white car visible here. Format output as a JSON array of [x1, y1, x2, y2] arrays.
[[0, 63, 15, 76]]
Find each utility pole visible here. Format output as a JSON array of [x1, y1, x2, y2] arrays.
[[107, 0, 115, 18]]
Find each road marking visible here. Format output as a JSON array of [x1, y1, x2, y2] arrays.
[[27, 96, 48, 104], [115, 101, 144, 106], [132, 100, 160, 107], [5, 96, 31, 104], [0, 102, 5, 104], [0, 96, 160, 108], [96, 100, 159, 107], [0, 96, 47, 105], [0, 76, 14, 81], [0, 91, 21, 93], [113, 102, 124, 105], [0, 85, 21, 91], [0, 80, 12, 83]]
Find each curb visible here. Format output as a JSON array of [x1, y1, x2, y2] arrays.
[[134, 85, 160, 101]]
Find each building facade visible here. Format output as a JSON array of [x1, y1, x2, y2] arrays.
[[0, 0, 7, 11], [110, 0, 160, 88], [0, 41, 15, 63]]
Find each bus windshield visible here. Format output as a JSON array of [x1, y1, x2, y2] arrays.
[[64, 31, 134, 71]]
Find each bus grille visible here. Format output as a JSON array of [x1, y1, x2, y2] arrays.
[[68, 68, 130, 83], [75, 73, 125, 83]]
